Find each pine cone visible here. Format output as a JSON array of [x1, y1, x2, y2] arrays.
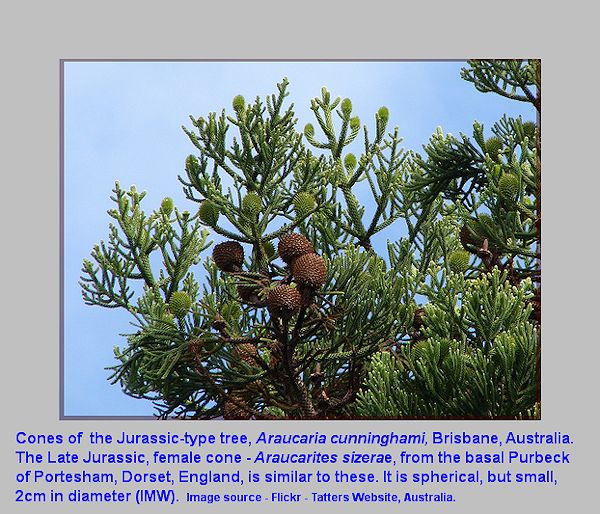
[[293, 192, 316, 218], [267, 284, 302, 318], [199, 200, 220, 226], [447, 250, 470, 273], [223, 395, 250, 420], [485, 136, 503, 161], [242, 192, 262, 216], [413, 307, 425, 330], [160, 197, 174, 216], [498, 174, 520, 202], [341, 98, 353, 116], [344, 153, 357, 171], [212, 241, 244, 272], [169, 291, 192, 318], [377, 106, 389, 124], [291, 253, 327, 288], [278, 233, 314, 264], [232, 94, 245, 113], [233, 343, 258, 366], [412, 307, 426, 341]]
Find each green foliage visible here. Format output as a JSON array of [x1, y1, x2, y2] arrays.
[[461, 59, 540, 110], [522, 120, 536, 140], [82, 63, 540, 419], [80, 182, 210, 313], [356, 322, 537, 418], [356, 269, 538, 418]]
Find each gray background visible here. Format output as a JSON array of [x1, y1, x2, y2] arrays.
[[2, 0, 598, 512]]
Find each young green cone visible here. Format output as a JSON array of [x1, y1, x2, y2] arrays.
[[199, 200, 220, 226], [293, 192, 316, 218], [169, 291, 193, 318]]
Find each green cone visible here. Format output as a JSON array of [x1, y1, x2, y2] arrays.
[[377, 106, 389, 125], [349, 117, 361, 131], [292, 192, 316, 218], [199, 200, 220, 226], [485, 137, 504, 161], [242, 192, 262, 216], [341, 98, 353, 116], [169, 291, 192, 318], [344, 153, 357, 171], [447, 250, 470, 273], [160, 197, 174, 216], [232, 95, 245, 113], [498, 174, 520, 201]]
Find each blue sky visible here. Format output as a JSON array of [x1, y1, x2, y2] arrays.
[[63, 61, 536, 416]]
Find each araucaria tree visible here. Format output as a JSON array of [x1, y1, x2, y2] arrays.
[[80, 60, 540, 419]]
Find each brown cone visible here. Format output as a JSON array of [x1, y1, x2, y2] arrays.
[[189, 338, 203, 363], [267, 284, 302, 318], [233, 343, 258, 366], [278, 233, 314, 264], [291, 253, 327, 288], [222, 395, 250, 420], [212, 241, 244, 272], [413, 307, 426, 330]]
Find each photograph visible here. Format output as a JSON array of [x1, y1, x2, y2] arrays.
[[64, 60, 540, 420]]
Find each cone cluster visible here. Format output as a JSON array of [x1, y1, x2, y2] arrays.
[[212, 233, 327, 320], [278, 233, 327, 289], [266, 233, 327, 317]]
